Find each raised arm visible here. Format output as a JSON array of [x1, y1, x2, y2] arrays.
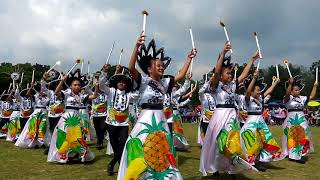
[[174, 49, 197, 82], [210, 42, 231, 89], [129, 32, 145, 81], [172, 73, 192, 98], [26, 81, 35, 97], [309, 81, 318, 100], [283, 78, 293, 103], [237, 50, 260, 83], [245, 71, 258, 102], [55, 75, 67, 98], [264, 78, 280, 97], [89, 82, 100, 101], [99, 67, 111, 95]]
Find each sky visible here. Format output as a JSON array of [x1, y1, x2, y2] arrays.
[[0, 0, 320, 79]]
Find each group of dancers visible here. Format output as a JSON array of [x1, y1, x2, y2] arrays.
[[0, 30, 318, 179]]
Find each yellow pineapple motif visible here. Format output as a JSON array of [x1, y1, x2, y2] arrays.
[[136, 113, 176, 176], [57, 114, 83, 155]]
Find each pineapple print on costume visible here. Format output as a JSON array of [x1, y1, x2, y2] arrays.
[[47, 69, 94, 163], [117, 75, 182, 180], [200, 80, 258, 176], [1, 93, 21, 140], [15, 82, 50, 148], [282, 95, 313, 161], [240, 96, 284, 165]]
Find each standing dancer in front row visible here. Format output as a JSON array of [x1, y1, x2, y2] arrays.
[[200, 42, 260, 178], [118, 32, 196, 180], [240, 71, 284, 171], [282, 75, 318, 163], [47, 69, 94, 163]]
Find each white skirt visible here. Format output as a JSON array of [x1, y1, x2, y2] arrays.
[[15, 108, 48, 148], [282, 111, 314, 160], [6, 111, 20, 141], [117, 109, 183, 180], [240, 114, 285, 164], [199, 108, 257, 176], [47, 109, 95, 163]]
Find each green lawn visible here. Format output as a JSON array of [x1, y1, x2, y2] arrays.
[[0, 124, 319, 180]]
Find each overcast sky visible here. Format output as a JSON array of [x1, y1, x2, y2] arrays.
[[0, 0, 319, 79]]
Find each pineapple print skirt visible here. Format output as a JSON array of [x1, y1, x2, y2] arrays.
[[282, 111, 314, 160], [117, 109, 183, 180], [240, 115, 285, 165], [15, 109, 49, 148], [200, 108, 257, 176], [172, 110, 189, 151], [47, 109, 95, 163], [6, 111, 21, 142]]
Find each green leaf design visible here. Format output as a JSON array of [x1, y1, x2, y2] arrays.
[[56, 128, 66, 149], [217, 129, 228, 153]]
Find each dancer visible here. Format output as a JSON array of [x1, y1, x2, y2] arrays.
[[15, 74, 50, 148], [199, 42, 260, 178], [99, 64, 137, 176], [117, 32, 196, 180], [44, 70, 64, 154], [282, 75, 318, 163], [47, 69, 94, 163], [0, 85, 17, 138], [198, 73, 216, 145], [90, 72, 108, 150], [164, 73, 191, 150], [171, 80, 197, 150], [240, 71, 284, 171]]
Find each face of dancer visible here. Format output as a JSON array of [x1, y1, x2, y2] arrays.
[[252, 85, 261, 98], [148, 59, 164, 78], [117, 80, 127, 91], [291, 85, 301, 96], [71, 79, 81, 94], [221, 67, 232, 83]]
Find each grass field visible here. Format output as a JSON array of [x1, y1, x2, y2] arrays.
[[0, 124, 319, 180]]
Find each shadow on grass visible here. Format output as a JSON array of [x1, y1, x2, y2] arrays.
[[178, 154, 199, 166], [263, 163, 286, 170], [183, 173, 252, 180]]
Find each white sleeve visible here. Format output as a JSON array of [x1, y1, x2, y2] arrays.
[[199, 81, 210, 96], [172, 80, 190, 98], [99, 73, 110, 95], [178, 98, 191, 107], [264, 95, 271, 104], [14, 88, 22, 102], [129, 91, 140, 103]]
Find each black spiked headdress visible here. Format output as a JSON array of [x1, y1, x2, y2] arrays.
[[109, 67, 133, 93], [65, 68, 90, 88], [285, 75, 305, 91], [243, 74, 267, 93], [137, 39, 171, 75]]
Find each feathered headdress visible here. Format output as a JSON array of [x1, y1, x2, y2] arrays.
[[243, 74, 267, 93], [137, 39, 171, 75], [285, 75, 305, 91]]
